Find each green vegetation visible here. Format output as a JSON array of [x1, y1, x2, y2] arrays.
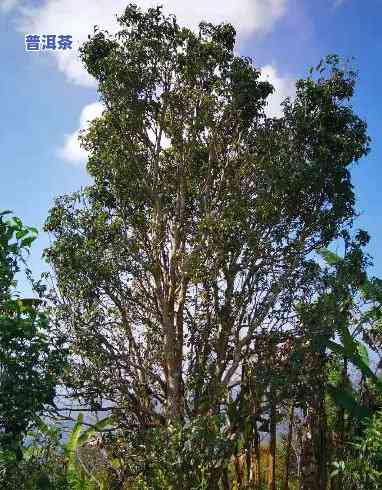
[[0, 211, 67, 477], [2, 4, 382, 488]]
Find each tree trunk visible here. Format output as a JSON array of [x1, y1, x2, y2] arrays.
[[164, 322, 184, 420], [338, 356, 348, 446], [246, 441, 253, 484], [300, 407, 318, 490], [162, 274, 186, 421], [316, 393, 328, 490], [283, 403, 295, 490], [330, 357, 348, 490], [253, 426, 262, 489], [268, 391, 277, 490], [221, 466, 231, 490], [234, 452, 245, 488]]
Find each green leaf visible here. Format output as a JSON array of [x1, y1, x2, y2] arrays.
[[317, 248, 342, 266], [326, 338, 377, 382], [338, 324, 357, 355], [323, 339, 347, 357], [65, 413, 84, 457], [10, 216, 23, 227], [65, 413, 84, 489], [357, 342, 369, 366], [77, 415, 113, 445], [327, 384, 371, 420], [21, 235, 37, 247], [15, 229, 29, 240]]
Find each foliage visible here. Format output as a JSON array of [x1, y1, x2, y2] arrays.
[[316, 240, 382, 421], [113, 413, 234, 489], [64, 413, 114, 490], [0, 412, 115, 490], [0, 417, 67, 489], [332, 411, 382, 488], [0, 211, 67, 466]]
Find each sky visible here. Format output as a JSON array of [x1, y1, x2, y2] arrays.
[[0, 0, 381, 293]]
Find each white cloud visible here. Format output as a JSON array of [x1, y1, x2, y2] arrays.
[[19, 1, 291, 163], [0, 0, 19, 12], [259, 64, 295, 118], [17, 0, 287, 87], [58, 102, 104, 164]]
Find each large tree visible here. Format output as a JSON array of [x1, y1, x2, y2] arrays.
[[44, 3, 369, 484]]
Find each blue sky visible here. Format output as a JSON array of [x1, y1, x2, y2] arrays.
[[0, 0, 381, 293]]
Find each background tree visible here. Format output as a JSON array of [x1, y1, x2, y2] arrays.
[[0, 210, 67, 470]]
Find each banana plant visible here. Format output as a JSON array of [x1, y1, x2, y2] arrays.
[[64, 413, 114, 490], [315, 246, 382, 421]]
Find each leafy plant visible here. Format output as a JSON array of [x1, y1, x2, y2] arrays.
[[0, 211, 67, 470], [331, 411, 382, 488]]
